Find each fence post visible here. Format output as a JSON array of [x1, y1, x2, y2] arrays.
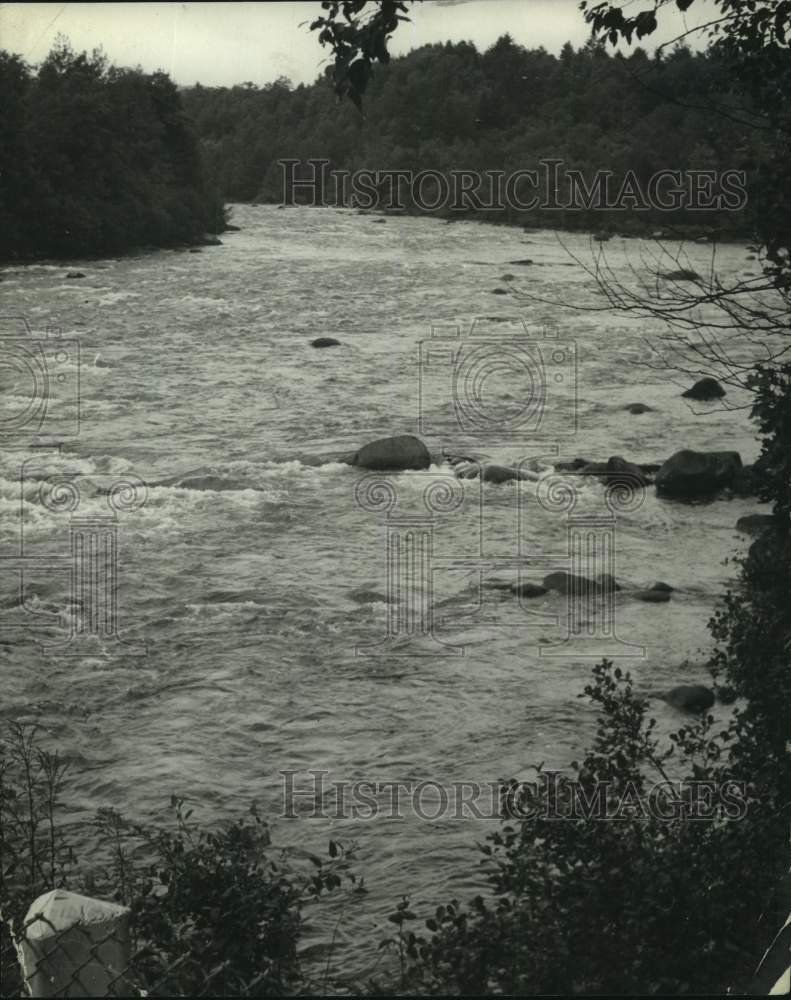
[[16, 889, 131, 998]]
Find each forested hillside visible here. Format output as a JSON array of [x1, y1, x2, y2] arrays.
[[0, 40, 225, 259], [183, 35, 766, 233]]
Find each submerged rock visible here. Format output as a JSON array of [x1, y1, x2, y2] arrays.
[[660, 268, 701, 281], [482, 464, 537, 484], [623, 402, 653, 414], [348, 587, 393, 604], [633, 589, 671, 603], [542, 571, 618, 595], [510, 581, 547, 598], [310, 337, 341, 348], [167, 475, 250, 492], [602, 455, 651, 486]]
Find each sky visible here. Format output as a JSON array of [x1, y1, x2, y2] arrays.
[[0, 1, 717, 88]]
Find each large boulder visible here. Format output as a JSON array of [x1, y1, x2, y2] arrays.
[[655, 449, 742, 496], [633, 589, 671, 603], [662, 685, 715, 713], [349, 435, 431, 472], [682, 377, 726, 400]]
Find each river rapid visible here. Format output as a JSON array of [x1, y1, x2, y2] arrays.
[[0, 205, 770, 981]]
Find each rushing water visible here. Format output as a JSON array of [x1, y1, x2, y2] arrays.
[[0, 205, 770, 981]]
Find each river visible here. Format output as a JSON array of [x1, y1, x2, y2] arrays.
[[0, 204, 769, 983]]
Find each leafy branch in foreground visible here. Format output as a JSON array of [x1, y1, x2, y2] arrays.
[[310, 0, 413, 107]]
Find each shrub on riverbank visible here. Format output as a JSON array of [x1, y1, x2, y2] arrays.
[[0, 728, 354, 997], [0, 40, 226, 260], [377, 368, 791, 996]]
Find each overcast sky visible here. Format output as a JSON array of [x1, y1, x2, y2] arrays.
[[0, 1, 716, 88]]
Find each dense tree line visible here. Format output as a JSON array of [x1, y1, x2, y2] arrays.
[[183, 35, 767, 234], [0, 39, 225, 260]]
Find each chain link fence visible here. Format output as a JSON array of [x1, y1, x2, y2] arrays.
[[1, 886, 788, 997], [0, 890, 293, 998]]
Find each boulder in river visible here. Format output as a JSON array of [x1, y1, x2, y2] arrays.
[[603, 455, 651, 486], [655, 449, 742, 496], [662, 685, 715, 713], [735, 513, 776, 536], [66, 271, 85, 279], [716, 685, 737, 705], [481, 464, 534, 484], [577, 456, 650, 487], [310, 337, 341, 348], [348, 434, 431, 472], [167, 475, 250, 492], [348, 587, 393, 604], [660, 268, 701, 281], [633, 589, 671, 603], [491, 287, 509, 295], [649, 581, 674, 592], [731, 463, 760, 495], [682, 377, 726, 400], [623, 402, 653, 414], [555, 457, 590, 472], [542, 571, 617, 595]]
